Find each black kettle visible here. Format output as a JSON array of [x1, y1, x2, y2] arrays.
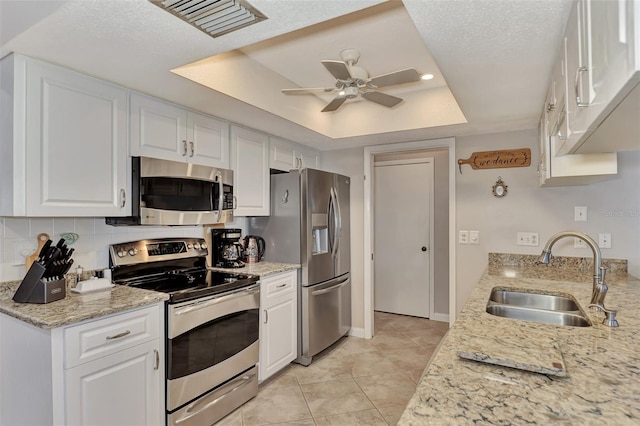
[[243, 235, 265, 263]]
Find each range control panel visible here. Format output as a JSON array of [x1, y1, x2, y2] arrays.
[[110, 238, 208, 267]]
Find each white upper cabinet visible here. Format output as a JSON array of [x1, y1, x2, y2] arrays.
[[130, 93, 229, 169], [0, 53, 130, 217], [556, 0, 640, 155], [231, 126, 270, 216], [269, 137, 320, 172], [538, 36, 618, 187]]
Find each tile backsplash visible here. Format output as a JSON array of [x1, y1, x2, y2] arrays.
[[0, 217, 247, 282]]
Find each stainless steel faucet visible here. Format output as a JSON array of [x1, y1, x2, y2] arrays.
[[538, 231, 609, 309]]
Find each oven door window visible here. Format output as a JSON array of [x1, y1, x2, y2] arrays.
[[168, 309, 259, 380], [141, 177, 218, 211]]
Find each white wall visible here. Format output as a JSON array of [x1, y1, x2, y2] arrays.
[[323, 128, 640, 329], [0, 217, 247, 282], [456, 129, 640, 310]]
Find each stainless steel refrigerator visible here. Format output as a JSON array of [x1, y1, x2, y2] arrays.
[[250, 168, 351, 365]]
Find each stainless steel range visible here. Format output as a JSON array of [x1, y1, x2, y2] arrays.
[[110, 238, 260, 426]]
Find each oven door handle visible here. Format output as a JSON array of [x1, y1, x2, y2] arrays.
[[174, 372, 257, 424], [173, 284, 260, 316]]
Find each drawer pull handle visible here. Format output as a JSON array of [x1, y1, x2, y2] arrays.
[[106, 330, 131, 340], [276, 283, 287, 288], [154, 349, 160, 370]]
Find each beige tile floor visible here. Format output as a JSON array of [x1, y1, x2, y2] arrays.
[[217, 311, 449, 426]]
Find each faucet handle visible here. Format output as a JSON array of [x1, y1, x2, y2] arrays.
[[587, 304, 619, 327]]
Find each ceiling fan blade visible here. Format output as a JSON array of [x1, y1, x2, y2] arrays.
[[282, 88, 335, 95], [368, 68, 422, 88], [321, 60, 352, 81], [362, 91, 403, 108], [321, 97, 347, 112]]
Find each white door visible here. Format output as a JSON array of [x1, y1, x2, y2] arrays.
[[374, 159, 433, 318]]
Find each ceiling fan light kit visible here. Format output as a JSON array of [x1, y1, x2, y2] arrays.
[[282, 48, 425, 112]]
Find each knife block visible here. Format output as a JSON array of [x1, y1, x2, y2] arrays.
[[13, 262, 66, 304]]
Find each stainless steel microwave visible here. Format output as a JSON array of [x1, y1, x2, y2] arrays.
[[106, 157, 234, 226]]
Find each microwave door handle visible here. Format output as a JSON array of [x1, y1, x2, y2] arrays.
[[216, 172, 223, 218]]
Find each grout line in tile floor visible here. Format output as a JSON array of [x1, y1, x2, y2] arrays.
[[216, 311, 448, 426]]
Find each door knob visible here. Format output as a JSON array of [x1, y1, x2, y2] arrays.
[[421, 246, 427, 252]]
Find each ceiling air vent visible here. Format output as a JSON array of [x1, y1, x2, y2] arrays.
[[150, 0, 267, 38]]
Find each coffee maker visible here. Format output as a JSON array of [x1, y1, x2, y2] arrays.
[[211, 228, 245, 268]]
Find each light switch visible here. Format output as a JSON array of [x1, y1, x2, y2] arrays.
[[599, 233, 612, 249], [469, 230, 480, 244], [574, 206, 587, 222]]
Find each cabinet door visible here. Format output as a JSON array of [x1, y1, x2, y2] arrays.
[[269, 137, 297, 171], [589, 0, 635, 116], [260, 293, 297, 381], [562, 0, 592, 154], [187, 111, 230, 168], [130, 93, 188, 161], [296, 146, 320, 170], [65, 340, 162, 426], [24, 59, 129, 216], [231, 126, 269, 216]]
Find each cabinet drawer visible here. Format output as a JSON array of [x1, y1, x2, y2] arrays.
[[64, 305, 161, 369], [261, 271, 297, 304]]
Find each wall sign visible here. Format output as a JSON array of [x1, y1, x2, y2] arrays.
[[458, 148, 531, 173]]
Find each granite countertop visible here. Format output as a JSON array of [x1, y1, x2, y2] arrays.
[[0, 278, 168, 330], [208, 261, 300, 277], [0, 261, 299, 330], [400, 253, 640, 424]]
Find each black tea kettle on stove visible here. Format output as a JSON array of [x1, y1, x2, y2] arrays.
[[243, 235, 265, 263]]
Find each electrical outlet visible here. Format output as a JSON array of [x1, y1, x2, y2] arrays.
[[459, 230, 469, 244], [599, 233, 612, 249], [517, 232, 539, 246], [13, 240, 36, 265], [574, 237, 587, 248], [469, 230, 480, 244], [574, 206, 587, 222]]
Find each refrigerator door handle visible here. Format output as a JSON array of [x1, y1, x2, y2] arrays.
[[310, 276, 350, 296], [329, 187, 340, 258]]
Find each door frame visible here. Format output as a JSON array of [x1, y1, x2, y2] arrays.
[[373, 158, 435, 318], [363, 138, 456, 339]]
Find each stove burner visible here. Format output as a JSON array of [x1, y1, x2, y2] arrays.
[[110, 238, 258, 303]]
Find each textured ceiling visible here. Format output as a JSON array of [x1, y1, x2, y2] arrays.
[[0, 0, 572, 150]]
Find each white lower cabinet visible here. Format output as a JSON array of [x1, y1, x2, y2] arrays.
[[0, 304, 163, 426], [65, 340, 160, 426], [259, 270, 298, 382]]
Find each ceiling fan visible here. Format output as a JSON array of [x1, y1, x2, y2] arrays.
[[281, 49, 424, 112]]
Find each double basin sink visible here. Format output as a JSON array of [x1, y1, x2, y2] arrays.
[[486, 288, 592, 327]]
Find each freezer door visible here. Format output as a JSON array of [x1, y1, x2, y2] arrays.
[[303, 169, 335, 286], [334, 173, 351, 277], [300, 273, 351, 361]]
